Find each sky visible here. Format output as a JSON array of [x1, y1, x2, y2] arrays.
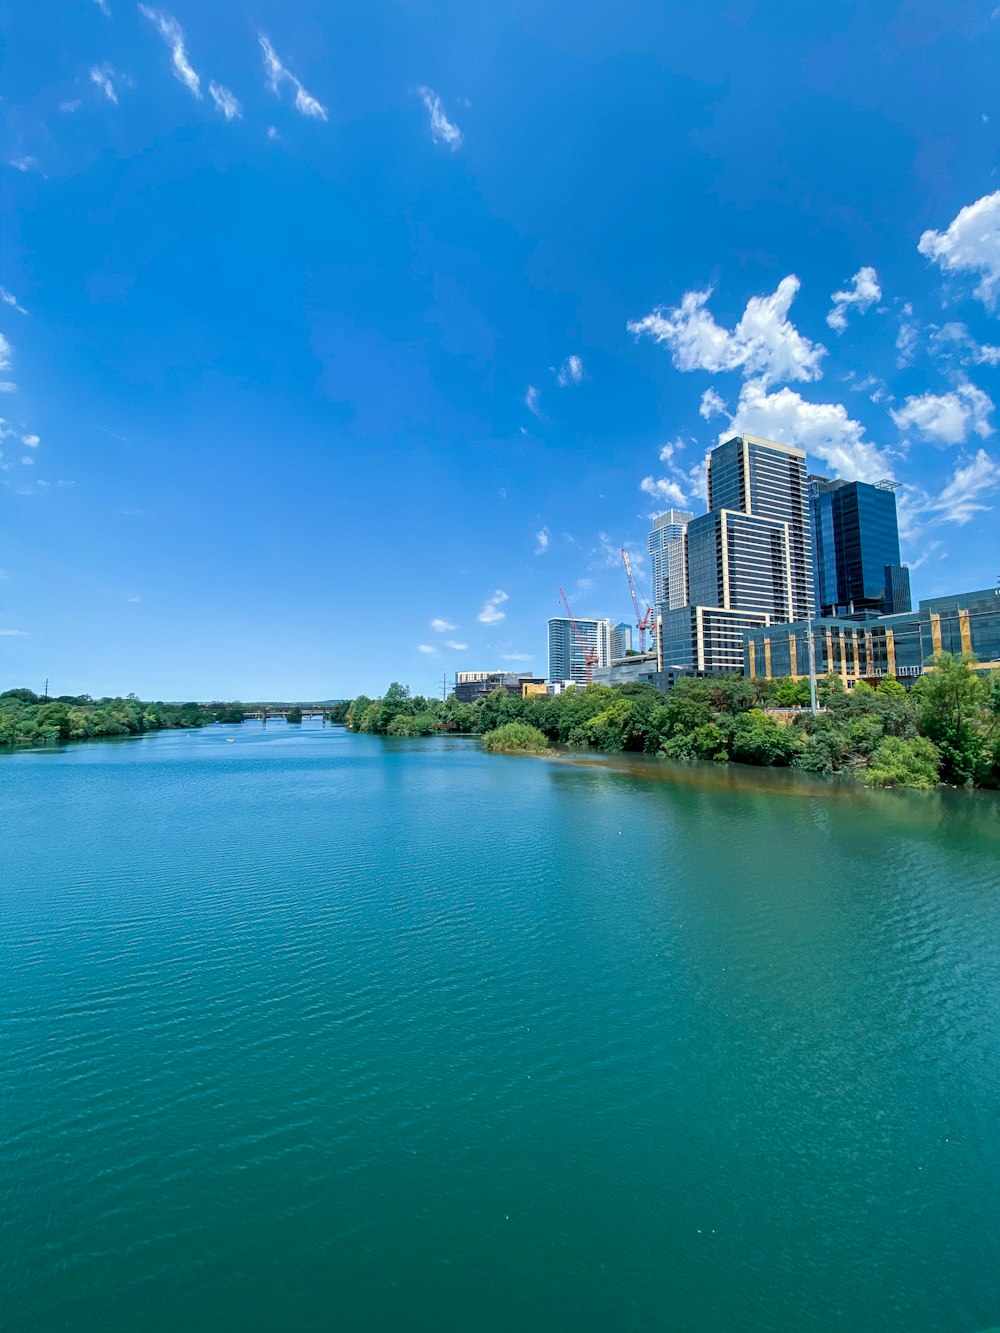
[[1, 0, 999, 700]]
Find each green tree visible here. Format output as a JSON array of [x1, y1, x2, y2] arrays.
[[913, 654, 988, 785], [481, 722, 550, 754], [864, 737, 940, 789]]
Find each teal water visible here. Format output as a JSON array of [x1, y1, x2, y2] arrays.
[[2, 723, 999, 1332]]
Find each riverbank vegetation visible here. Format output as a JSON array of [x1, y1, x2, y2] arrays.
[[345, 654, 999, 789], [481, 722, 551, 754], [0, 689, 247, 747]]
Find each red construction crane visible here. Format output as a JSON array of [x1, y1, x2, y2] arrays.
[[558, 586, 599, 686], [621, 549, 654, 653]]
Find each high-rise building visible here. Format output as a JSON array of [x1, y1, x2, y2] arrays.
[[809, 476, 911, 617], [707, 435, 814, 620], [611, 622, 633, 659], [686, 508, 794, 621], [548, 617, 613, 687], [648, 509, 694, 607]]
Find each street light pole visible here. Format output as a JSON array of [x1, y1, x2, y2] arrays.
[[806, 618, 818, 717]]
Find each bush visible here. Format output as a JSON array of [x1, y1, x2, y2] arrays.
[[481, 722, 550, 754], [863, 737, 940, 789]]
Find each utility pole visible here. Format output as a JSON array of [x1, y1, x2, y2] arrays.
[[43, 678, 49, 700], [806, 619, 818, 716], [441, 673, 448, 702]]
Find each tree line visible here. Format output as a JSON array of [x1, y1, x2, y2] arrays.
[[344, 655, 1000, 789], [0, 690, 247, 747]]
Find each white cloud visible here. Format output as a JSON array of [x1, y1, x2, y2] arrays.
[[0, 629, 29, 637], [906, 539, 945, 570], [1, 288, 27, 315], [628, 276, 825, 386], [640, 475, 688, 507], [209, 83, 241, 120], [555, 355, 584, 387], [59, 99, 82, 113], [416, 87, 462, 149], [890, 381, 994, 445], [918, 190, 1000, 308], [0, 384, 17, 394], [20, 456, 34, 466], [416, 643, 438, 654], [478, 589, 509, 624], [534, 526, 550, 555], [266, 126, 280, 141], [258, 34, 328, 121], [725, 377, 896, 482], [0, 335, 12, 371], [699, 387, 726, 419], [89, 63, 118, 103], [523, 385, 542, 417], [826, 266, 881, 333], [139, 8, 202, 99], [22, 434, 39, 447], [896, 322, 918, 367], [7, 156, 37, 173], [446, 641, 468, 651], [501, 652, 533, 662], [430, 617, 456, 632], [92, 0, 111, 14]]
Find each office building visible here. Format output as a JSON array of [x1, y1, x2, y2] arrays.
[[611, 622, 633, 659], [707, 435, 814, 620], [743, 588, 1000, 685], [809, 476, 911, 617], [454, 672, 539, 704], [548, 616, 613, 687], [648, 509, 693, 607]]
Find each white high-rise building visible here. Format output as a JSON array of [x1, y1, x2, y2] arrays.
[[547, 617, 613, 687], [648, 509, 694, 608]]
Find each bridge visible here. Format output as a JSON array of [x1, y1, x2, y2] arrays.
[[242, 707, 336, 721]]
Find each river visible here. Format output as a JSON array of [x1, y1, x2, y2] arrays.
[[2, 722, 999, 1332]]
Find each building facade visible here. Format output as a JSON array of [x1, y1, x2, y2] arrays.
[[809, 476, 911, 617], [648, 509, 694, 606], [743, 588, 1000, 685], [611, 621, 633, 659], [661, 605, 772, 674], [454, 672, 539, 703], [686, 508, 794, 621], [548, 616, 613, 687], [707, 435, 814, 621]]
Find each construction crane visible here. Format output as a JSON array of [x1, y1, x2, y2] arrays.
[[558, 586, 599, 686], [621, 549, 654, 653]]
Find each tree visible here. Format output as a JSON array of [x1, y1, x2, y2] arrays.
[[482, 722, 550, 754], [913, 653, 988, 785], [864, 737, 940, 789], [285, 707, 303, 724]]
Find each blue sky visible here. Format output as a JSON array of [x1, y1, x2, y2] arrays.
[[1, 0, 998, 699]]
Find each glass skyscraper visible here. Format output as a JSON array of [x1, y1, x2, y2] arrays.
[[809, 477, 911, 617], [547, 617, 613, 686], [648, 509, 693, 607]]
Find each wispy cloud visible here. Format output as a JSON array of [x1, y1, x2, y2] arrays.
[[89, 63, 119, 103], [534, 526, 550, 555], [555, 355, 584, 387], [92, 0, 111, 14], [478, 589, 509, 624], [523, 385, 542, 418], [6, 156, 37, 173], [416, 643, 438, 654], [22, 434, 40, 448], [699, 387, 726, 419], [0, 335, 13, 372], [826, 266, 881, 333], [416, 87, 462, 149], [259, 35, 328, 121], [59, 99, 82, 113], [430, 617, 456, 632], [209, 83, 241, 120], [501, 652, 533, 662], [640, 475, 687, 506], [0, 629, 29, 637], [1, 288, 27, 315], [900, 450, 1000, 536], [139, 7, 202, 99], [446, 640, 468, 651]]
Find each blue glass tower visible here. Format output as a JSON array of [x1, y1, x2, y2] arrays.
[[809, 477, 911, 617]]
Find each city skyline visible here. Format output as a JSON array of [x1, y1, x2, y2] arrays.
[[2, 0, 998, 698]]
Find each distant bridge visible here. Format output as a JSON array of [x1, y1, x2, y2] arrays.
[[242, 707, 335, 721]]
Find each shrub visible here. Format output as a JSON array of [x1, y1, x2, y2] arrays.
[[481, 722, 550, 754]]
